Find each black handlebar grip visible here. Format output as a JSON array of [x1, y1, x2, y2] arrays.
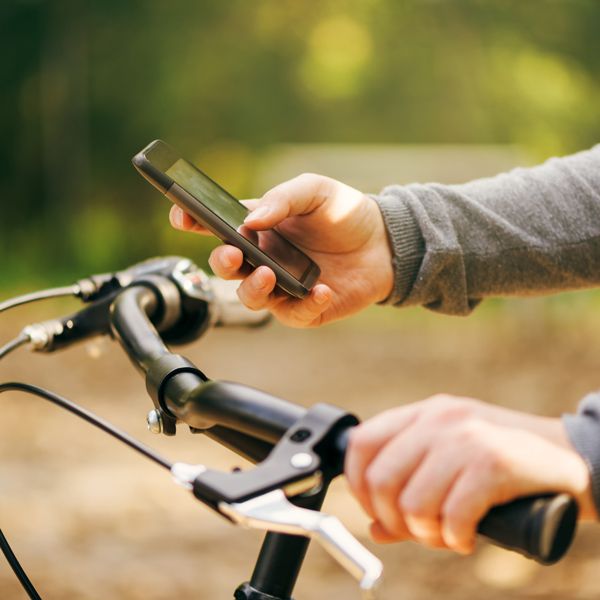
[[477, 493, 578, 564]]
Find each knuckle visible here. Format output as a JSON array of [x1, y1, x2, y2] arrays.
[[420, 397, 452, 422], [399, 492, 431, 521], [349, 426, 374, 456], [297, 171, 319, 182], [426, 394, 452, 407], [474, 446, 508, 482], [442, 503, 471, 529], [297, 172, 332, 196], [451, 417, 487, 445], [261, 189, 280, 205], [423, 395, 476, 422], [364, 466, 393, 495]]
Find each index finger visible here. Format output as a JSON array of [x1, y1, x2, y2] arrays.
[[345, 405, 420, 516], [242, 173, 334, 230]]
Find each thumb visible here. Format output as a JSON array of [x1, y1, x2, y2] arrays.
[[243, 173, 332, 230]]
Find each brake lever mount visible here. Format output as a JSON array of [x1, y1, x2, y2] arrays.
[[171, 403, 383, 597]]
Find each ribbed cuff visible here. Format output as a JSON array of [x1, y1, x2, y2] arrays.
[[372, 189, 425, 305], [562, 392, 600, 515]]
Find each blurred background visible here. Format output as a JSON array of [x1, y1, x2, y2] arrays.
[[2, 1, 600, 598]]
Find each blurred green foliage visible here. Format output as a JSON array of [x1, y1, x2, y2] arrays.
[[1, 0, 600, 287]]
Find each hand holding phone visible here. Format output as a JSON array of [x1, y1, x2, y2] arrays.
[[135, 140, 394, 328], [133, 140, 320, 298]]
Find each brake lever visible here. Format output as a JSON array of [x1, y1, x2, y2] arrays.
[[221, 490, 383, 598], [171, 464, 383, 598], [169, 401, 383, 598]]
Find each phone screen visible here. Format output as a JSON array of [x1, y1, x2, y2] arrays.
[[165, 158, 314, 280]]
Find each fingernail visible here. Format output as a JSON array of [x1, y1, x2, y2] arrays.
[[220, 254, 233, 269], [256, 277, 269, 291], [172, 208, 183, 228], [245, 206, 271, 223]]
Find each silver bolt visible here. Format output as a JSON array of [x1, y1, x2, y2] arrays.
[[147, 409, 163, 434], [290, 452, 313, 469]]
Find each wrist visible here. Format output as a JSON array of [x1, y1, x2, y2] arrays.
[[367, 196, 394, 303]]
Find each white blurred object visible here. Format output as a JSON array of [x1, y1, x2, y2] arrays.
[[255, 143, 531, 193], [210, 277, 271, 328]]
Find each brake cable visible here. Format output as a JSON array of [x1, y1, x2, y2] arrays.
[[0, 333, 30, 360], [0, 286, 81, 314], [0, 529, 41, 600], [0, 274, 178, 599], [0, 382, 174, 599]]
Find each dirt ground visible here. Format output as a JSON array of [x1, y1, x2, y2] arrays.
[[2, 295, 600, 599]]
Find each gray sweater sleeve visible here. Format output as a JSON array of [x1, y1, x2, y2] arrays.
[[374, 144, 600, 314], [374, 144, 600, 514], [563, 395, 600, 513]]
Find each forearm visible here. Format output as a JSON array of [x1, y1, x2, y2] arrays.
[[375, 144, 600, 315]]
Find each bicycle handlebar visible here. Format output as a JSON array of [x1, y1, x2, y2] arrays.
[[20, 257, 270, 355], [109, 275, 578, 565], [0, 256, 580, 600]]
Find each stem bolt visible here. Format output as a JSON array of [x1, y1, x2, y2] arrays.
[[290, 452, 313, 469], [147, 409, 163, 434]]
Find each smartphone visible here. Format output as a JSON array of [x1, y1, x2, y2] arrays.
[[132, 140, 320, 299]]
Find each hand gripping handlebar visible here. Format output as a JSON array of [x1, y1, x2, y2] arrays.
[[165, 389, 577, 598], [101, 264, 578, 597], [27, 256, 569, 600]]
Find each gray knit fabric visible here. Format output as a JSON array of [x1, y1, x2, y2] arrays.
[[373, 144, 600, 513], [563, 394, 600, 513], [374, 144, 600, 313]]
